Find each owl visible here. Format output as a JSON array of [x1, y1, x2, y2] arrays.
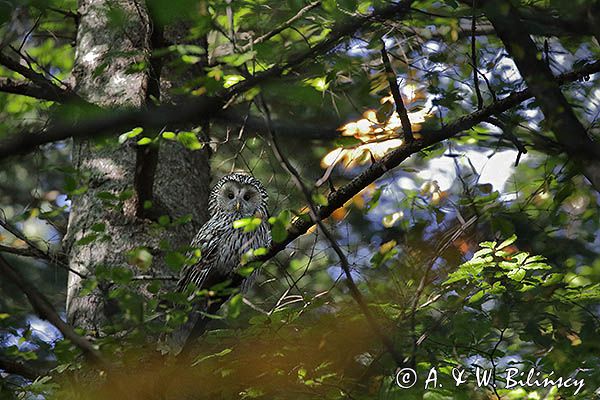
[[168, 173, 271, 352]]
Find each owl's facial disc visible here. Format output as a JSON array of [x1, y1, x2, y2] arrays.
[[221, 182, 260, 216]]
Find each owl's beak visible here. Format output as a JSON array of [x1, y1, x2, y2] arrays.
[[236, 201, 241, 211]]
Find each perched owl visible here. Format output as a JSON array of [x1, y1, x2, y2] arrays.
[[168, 173, 271, 353]]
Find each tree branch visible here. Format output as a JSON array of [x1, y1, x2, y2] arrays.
[[259, 95, 405, 366], [0, 52, 79, 103], [0, 0, 414, 159], [171, 60, 599, 353], [0, 354, 46, 380], [470, 0, 484, 109], [209, 0, 413, 99], [133, 143, 160, 218], [380, 40, 413, 142], [0, 254, 108, 367], [481, 0, 600, 190], [133, 16, 164, 220], [255, 60, 600, 263], [0, 213, 77, 276], [216, 110, 341, 141], [239, 1, 321, 52], [0, 77, 68, 102], [0, 243, 49, 259]]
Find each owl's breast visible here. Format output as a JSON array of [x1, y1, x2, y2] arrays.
[[213, 214, 271, 274]]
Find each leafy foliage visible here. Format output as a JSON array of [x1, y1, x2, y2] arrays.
[[0, 0, 599, 399]]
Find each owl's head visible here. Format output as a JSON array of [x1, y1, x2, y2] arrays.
[[209, 173, 269, 217]]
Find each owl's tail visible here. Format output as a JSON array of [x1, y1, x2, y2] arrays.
[[162, 305, 203, 355], [160, 270, 259, 355], [160, 298, 223, 355]]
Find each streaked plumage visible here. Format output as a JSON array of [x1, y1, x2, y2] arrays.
[[168, 173, 270, 352]]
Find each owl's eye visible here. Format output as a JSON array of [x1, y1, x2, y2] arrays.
[[227, 192, 235, 199], [243, 193, 251, 201]]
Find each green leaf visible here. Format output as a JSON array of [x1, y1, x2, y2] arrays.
[[497, 234, 517, 250], [253, 247, 268, 256], [370, 240, 398, 268], [165, 251, 187, 270], [79, 278, 98, 297], [473, 247, 493, 258], [76, 234, 98, 246], [312, 193, 328, 206], [228, 294, 243, 318], [223, 75, 245, 88], [237, 264, 256, 277], [127, 247, 153, 270], [507, 268, 526, 281], [177, 131, 204, 150], [119, 190, 134, 201], [522, 262, 551, 270], [181, 54, 201, 64], [158, 215, 170, 226], [118, 127, 144, 144], [269, 210, 291, 243], [108, 267, 134, 284], [366, 186, 385, 212], [468, 290, 485, 304], [525, 255, 545, 263], [173, 214, 193, 225], [304, 76, 329, 92], [443, 257, 489, 284], [220, 51, 256, 67], [171, 44, 205, 55], [543, 273, 564, 286], [513, 252, 529, 265], [96, 191, 118, 201], [271, 221, 287, 243], [162, 131, 176, 140], [233, 217, 262, 232], [499, 261, 517, 270], [479, 241, 497, 249], [192, 348, 232, 366], [91, 223, 106, 232], [137, 137, 152, 145]]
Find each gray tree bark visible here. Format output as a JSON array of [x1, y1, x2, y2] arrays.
[[64, 0, 211, 333]]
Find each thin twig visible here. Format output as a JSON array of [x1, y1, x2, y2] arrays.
[[485, 116, 527, 165], [470, 0, 483, 109], [0, 52, 78, 102], [17, 15, 41, 52], [476, 66, 496, 102], [408, 215, 478, 364], [490, 328, 506, 400], [0, 254, 109, 367], [0, 77, 63, 101], [240, 1, 321, 52], [0, 1, 414, 159], [380, 39, 413, 142], [1, 45, 596, 164], [0, 355, 47, 379], [250, 59, 600, 268], [483, 0, 600, 190], [0, 212, 83, 278], [131, 274, 178, 281], [259, 95, 405, 366], [0, 243, 51, 259]]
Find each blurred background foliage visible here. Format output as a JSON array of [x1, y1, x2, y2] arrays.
[[0, 0, 599, 399]]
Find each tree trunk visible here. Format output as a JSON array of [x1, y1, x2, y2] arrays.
[[64, 0, 210, 333]]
